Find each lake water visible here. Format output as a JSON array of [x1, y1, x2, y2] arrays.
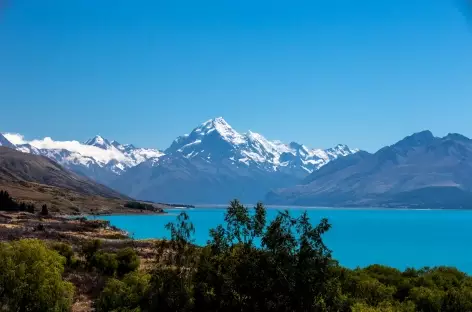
[[96, 207, 472, 273]]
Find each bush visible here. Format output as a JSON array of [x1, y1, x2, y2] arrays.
[[124, 201, 156, 211], [82, 239, 102, 263], [96, 271, 150, 312], [116, 247, 140, 277], [52, 242, 77, 268], [91, 251, 119, 276], [0, 239, 74, 311]]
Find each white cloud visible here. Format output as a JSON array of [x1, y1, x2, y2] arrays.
[[28, 137, 128, 163], [3, 133, 27, 145], [2, 133, 129, 164]]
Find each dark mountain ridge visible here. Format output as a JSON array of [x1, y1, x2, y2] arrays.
[[266, 131, 472, 208]]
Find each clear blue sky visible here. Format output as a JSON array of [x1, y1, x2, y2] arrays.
[[1, 0, 471, 152]]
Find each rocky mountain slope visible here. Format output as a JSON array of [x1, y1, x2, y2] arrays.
[[266, 131, 472, 208]]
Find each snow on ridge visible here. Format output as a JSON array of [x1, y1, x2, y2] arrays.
[[169, 117, 358, 173], [3, 132, 165, 172], [198, 117, 246, 145], [28, 137, 128, 164]]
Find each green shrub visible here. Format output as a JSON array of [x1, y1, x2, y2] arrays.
[[116, 247, 140, 277], [82, 239, 102, 263], [0, 239, 74, 311], [51, 242, 77, 268], [92, 252, 118, 276], [96, 271, 150, 312]]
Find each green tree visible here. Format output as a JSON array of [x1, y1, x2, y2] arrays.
[[408, 286, 444, 312], [0, 239, 74, 311], [149, 212, 197, 311], [192, 200, 342, 311]]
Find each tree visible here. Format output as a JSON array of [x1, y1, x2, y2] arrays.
[[41, 204, 49, 216], [0, 239, 74, 311], [193, 201, 342, 311], [149, 212, 197, 311], [27, 203, 35, 213], [0, 190, 19, 211]]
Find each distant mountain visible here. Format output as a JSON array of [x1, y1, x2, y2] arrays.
[[0, 146, 125, 199], [166, 117, 357, 175], [111, 117, 358, 204], [14, 135, 164, 185], [0, 134, 15, 149], [266, 131, 472, 209], [3, 118, 357, 204]]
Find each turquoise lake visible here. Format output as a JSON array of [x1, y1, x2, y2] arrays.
[[96, 207, 472, 273]]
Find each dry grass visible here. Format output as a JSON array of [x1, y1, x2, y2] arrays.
[[0, 180, 170, 215]]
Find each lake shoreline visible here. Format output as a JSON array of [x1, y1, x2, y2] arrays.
[[96, 207, 472, 274]]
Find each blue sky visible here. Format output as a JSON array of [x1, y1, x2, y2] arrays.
[[1, 0, 472, 152]]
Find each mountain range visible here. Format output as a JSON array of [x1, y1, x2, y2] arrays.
[[5, 119, 472, 208], [266, 131, 472, 209], [2, 118, 358, 204]]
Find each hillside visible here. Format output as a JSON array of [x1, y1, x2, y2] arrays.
[[0, 147, 125, 199], [266, 131, 472, 208]]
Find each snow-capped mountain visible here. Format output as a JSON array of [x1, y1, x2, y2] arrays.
[[5, 134, 164, 185], [165, 117, 358, 175], [111, 117, 358, 204], [3, 117, 357, 203]]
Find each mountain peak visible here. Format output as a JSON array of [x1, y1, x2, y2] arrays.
[[394, 130, 435, 149], [444, 133, 470, 142], [196, 117, 246, 145], [85, 135, 112, 149], [201, 117, 231, 129]]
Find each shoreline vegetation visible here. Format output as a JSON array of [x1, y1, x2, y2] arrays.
[[1, 194, 472, 311]]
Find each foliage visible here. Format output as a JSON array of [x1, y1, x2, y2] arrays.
[[0, 239, 74, 311], [81, 240, 140, 277], [114, 200, 472, 312], [116, 247, 140, 277], [91, 251, 119, 276], [3, 198, 465, 312], [149, 212, 197, 311], [51, 242, 77, 268], [82, 239, 102, 263], [41, 204, 49, 216], [125, 201, 157, 212], [0, 189, 35, 212], [95, 271, 150, 312]]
